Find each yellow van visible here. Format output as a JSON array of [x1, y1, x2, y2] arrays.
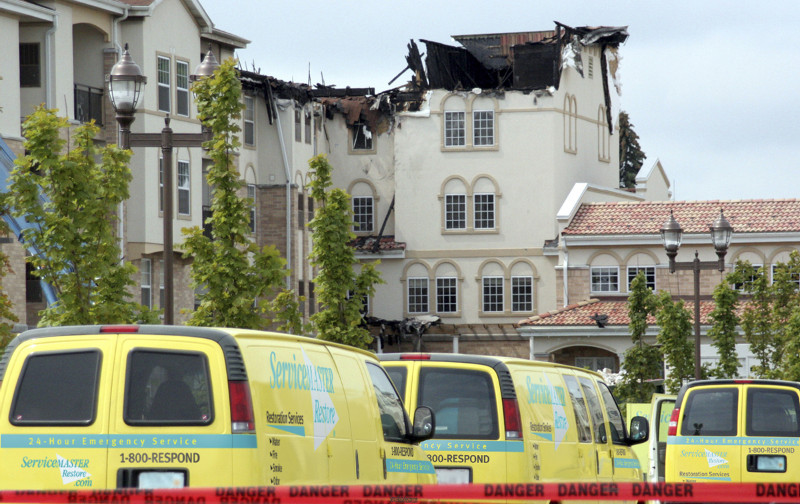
[[665, 379, 800, 483], [380, 353, 648, 486], [0, 325, 436, 490]]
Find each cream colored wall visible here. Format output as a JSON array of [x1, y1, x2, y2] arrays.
[[0, 15, 21, 137]]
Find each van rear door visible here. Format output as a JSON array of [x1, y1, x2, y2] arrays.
[[741, 383, 800, 483], [108, 335, 232, 488], [0, 337, 114, 490]]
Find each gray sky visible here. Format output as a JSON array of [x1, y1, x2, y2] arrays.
[[201, 0, 800, 202]]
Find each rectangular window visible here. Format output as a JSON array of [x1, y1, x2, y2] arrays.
[[25, 263, 43, 303], [294, 109, 301, 142], [176, 60, 189, 116], [157, 56, 171, 113], [511, 276, 532, 312], [746, 387, 800, 437], [352, 196, 374, 233], [445, 194, 466, 230], [681, 388, 738, 436], [298, 193, 305, 230], [141, 258, 152, 309], [305, 111, 312, 144], [627, 266, 656, 291], [771, 264, 800, 288], [482, 276, 503, 313], [19, 43, 41, 88], [177, 160, 190, 216], [591, 267, 619, 293], [444, 111, 465, 147], [347, 290, 369, 316], [366, 363, 408, 441], [563, 375, 592, 443], [408, 277, 429, 314], [248, 184, 256, 234], [159, 260, 165, 309], [473, 110, 494, 146], [418, 367, 498, 439], [436, 277, 458, 313], [734, 264, 763, 291], [11, 350, 101, 424], [351, 121, 373, 150], [123, 349, 212, 425], [244, 96, 255, 146], [474, 193, 495, 229]]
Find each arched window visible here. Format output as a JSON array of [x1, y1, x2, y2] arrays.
[[564, 94, 578, 154], [598, 105, 610, 162]]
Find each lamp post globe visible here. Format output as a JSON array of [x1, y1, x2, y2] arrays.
[[107, 43, 147, 116], [660, 210, 683, 273]]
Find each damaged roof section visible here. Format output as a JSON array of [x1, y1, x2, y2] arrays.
[[405, 22, 628, 92]]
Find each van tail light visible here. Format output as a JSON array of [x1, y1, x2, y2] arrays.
[[667, 407, 680, 436], [229, 380, 255, 433], [503, 398, 522, 439], [100, 325, 139, 333]]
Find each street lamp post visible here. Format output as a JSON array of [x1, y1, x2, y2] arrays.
[[107, 44, 219, 324], [660, 209, 733, 380]]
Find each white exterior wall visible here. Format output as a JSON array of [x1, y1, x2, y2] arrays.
[[0, 14, 21, 138]]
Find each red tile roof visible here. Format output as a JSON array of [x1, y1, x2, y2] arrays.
[[563, 199, 800, 236], [518, 298, 738, 327]]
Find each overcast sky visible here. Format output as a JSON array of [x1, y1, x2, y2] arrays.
[[200, 0, 799, 203]]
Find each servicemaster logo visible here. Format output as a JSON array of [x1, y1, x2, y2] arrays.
[[20, 454, 91, 486]]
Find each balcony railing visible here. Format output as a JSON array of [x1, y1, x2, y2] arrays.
[[74, 84, 104, 125]]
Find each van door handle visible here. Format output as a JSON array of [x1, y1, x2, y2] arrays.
[[380, 448, 387, 479], [355, 450, 360, 479]]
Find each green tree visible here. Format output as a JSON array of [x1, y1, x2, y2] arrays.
[[307, 154, 383, 349], [2, 107, 155, 325], [707, 281, 740, 378], [183, 58, 287, 328], [655, 291, 694, 393], [616, 272, 661, 405], [618, 111, 646, 189], [0, 218, 18, 347]]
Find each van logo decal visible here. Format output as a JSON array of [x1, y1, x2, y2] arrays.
[[705, 448, 728, 468], [545, 375, 568, 450], [303, 348, 338, 450], [56, 454, 91, 485]]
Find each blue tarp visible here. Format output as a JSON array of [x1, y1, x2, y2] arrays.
[[0, 136, 58, 305]]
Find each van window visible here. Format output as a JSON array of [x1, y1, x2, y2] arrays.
[[385, 366, 407, 399], [579, 377, 606, 443], [418, 367, 498, 439], [366, 363, 408, 441], [746, 387, 800, 437], [563, 375, 591, 442], [124, 349, 213, 425], [11, 350, 101, 425], [598, 382, 626, 443], [681, 388, 738, 436]]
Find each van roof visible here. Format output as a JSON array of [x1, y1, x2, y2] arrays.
[[378, 352, 604, 379], [1, 325, 378, 382], [675, 378, 800, 404]]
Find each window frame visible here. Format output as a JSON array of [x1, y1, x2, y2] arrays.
[[444, 110, 466, 147], [482, 275, 504, 313], [157, 55, 171, 113], [407, 277, 429, 314], [445, 193, 467, 230], [436, 276, 458, 314], [591, 266, 620, 293], [472, 110, 495, 146], [247, 183, 256, 234], [243, 95, 255, 147], [19, 42, 41, 88], [350, 120, 374, 152], [352, 196, 374, 233], [141, 258, 152, 309], [473, 192, 495, 230], [177, 159, 190, 216], [176, 60, 190, 117], [627, 266, 656, 291], [511, 275, 533, 313]]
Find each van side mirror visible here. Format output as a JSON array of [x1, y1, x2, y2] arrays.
[[628, 415, 649, 445], [408, 406, 435, 443]]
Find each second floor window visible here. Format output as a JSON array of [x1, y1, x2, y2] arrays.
[[474, 193, 495, 230], [408, 278, 429, 314], [512, 276, 533, 312], [176, 60, 189, 116], [591, 267, 620, 293], [294, 109, 302, 142], [351, 121, 373, 151], [248, 184, 256, 234], [141, 258, 152, 309], [157, 56, 170, 113], [177, 160, 190, 215], [353, 196, 374, 233], [444, 111, 466, 147], [627, 266, 656, 291], [436, 277, 458, 313], [445, 194, 466, 230], [244, 96, 255, 146], [482, 276, 504, 313], [19, 43, 40, 88]]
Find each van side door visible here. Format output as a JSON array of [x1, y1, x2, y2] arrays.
[[563, 374, 598, 481], [108, 336, 231, 488], [0, 338, 114, 490], [742, 384, 800, 482], [578, 376, 613, 482]]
